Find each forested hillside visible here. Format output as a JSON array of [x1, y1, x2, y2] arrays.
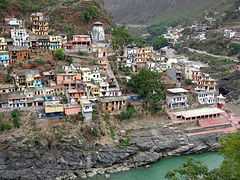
[[103, 0, 234, 25]]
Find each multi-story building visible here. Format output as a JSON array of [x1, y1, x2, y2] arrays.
[[166, 88, 189, 110], [2, 92, 44, 109], [80, 98, 93, 121], [12, 69, 42, 88], [56, 71, 82, 89], [0, 51, 10, 66], [81, 67, 102, 83], [9, 47, 30, 62], [0, 37, 7, 50], [0, 84, 16, 94], [4, 18, 24, 31], [49, 35, 63, 50], [44, 98, 64, 117], [124, 45, 154, 69], [37, 36, 50, 50], [192, 71, 216, 92], [30, 12, 49, 36], [100, 96, 128, 114], [10, 28, 29, 47], [195, 88, 216, 105], [65, 35, 91, 53]]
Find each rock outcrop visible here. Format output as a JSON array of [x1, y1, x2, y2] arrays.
[[0, 126, 222, 180]]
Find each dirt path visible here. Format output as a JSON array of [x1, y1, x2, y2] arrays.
[[187, 48, 239, 63]]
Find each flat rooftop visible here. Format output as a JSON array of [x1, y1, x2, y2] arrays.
[[167, 88, 189, 94], [174, 107, 225, 119]]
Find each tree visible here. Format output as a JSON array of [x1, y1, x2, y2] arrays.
[[166, 159, 210, 180], [0, 0, 9, 9], [219, 133, 240, 179], [112, 26, 132, 51], [81, 5, 99, 23], [128, 69, 165, 112], [54, 48, 65, 61], [153, 35, 168, 50], [229, 43, 240, 56], [166, 132, 240, 180], [11, 110, 21, 128]]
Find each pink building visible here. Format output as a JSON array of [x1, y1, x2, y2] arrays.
[[64, 104, 81, 116], [65, 35, 91, 51], [56, 73, 82, 88], [68, 89, 86, 102]]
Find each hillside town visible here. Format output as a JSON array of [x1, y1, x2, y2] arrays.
[[1, 0, 240, 178], [0, 11, 240, 142]]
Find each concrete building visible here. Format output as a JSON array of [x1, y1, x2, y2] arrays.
[[80, 98, 93, 122], [0, 51, 10, 66], [12, 69, 42, 88], [64, 103, 81, 116], [100, 96, 127, 114], [4, 17, 24, 31], [0, 84, 16, 94], [9, 47, 30, 62], [65, 35, 91, 53], [11, 28, 29, 48], [166, 88, 189, 110], [56, 70, 82, 89], [0, 37, 7, 50], [49, 35, 63, 50], [44, 99, 64, 117], [173, 107, 225, 122], [30, 12, 49, 36], [37, 36, 50, 50], [192, 71, 216, 92], [195, 88, 216, 105], [124, 45, 154, 69]]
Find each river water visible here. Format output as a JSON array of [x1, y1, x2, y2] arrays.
[[89, 152, 224, 180]]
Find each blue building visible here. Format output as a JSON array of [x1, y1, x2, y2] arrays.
[[0, 51, 10, 66]]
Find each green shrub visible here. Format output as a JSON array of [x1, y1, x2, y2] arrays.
[[153, 35, 168, 50], [110, 128, 116, 140], [81, 5, 99, 23], [119, 137, 130, 147], [0, 122, 12, 132], [54, 48, 65, 61], [35, 58, 45, 65], [0, 0, 9, 9], [185, 79, 193, 85], [119, 106, 137, 120], [11, 110, 21, 128]]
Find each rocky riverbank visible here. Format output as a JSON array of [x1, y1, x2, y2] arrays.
[[0, 126, 222, 180]]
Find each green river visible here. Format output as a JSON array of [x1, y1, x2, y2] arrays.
[[89, 152, 224, 180]]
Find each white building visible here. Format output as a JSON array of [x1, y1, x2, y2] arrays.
[[124, 45, 154, 68], [5, 18, 24, 30], [167, 88, 189, 110], [11, 28, 29, 47], [91, 22, 105, 42], [195, 88, 216, 105], [224, 29, 236, 39], [49, 35, 63, 50], [80, 98, 93, 122]]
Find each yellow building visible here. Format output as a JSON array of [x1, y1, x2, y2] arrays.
[[44, 101, 64, 114]]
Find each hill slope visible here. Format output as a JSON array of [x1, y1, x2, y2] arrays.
[[103, 0, 234, 25], [0, 0, 110, 34]]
